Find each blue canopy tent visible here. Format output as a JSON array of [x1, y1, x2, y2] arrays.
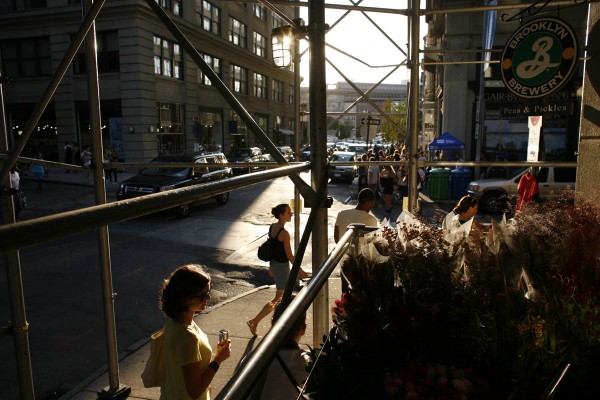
[[429, 131, 464, 150], [429, 132, 465, 161]]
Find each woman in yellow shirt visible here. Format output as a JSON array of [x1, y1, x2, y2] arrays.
[[160, 264, 231, 400]]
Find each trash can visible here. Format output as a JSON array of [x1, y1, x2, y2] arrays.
[[450, 168, 474, 199], [428, 168, 450, 200]]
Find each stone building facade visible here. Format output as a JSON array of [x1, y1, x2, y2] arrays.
[[0, 0, 296, 162]]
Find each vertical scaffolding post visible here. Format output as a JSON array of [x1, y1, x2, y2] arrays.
[[293, 11, 302, 252], [0, 66, 35, 400], [309, 0, 330, 346], [82, 0, 130, 397], [408, 0, 421, 212]]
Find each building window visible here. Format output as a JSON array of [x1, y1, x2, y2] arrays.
[[156, 0, 181, 17], [196, 0, 220, 35], [26, 0, 46, 8], [272, 79, 284, 102], [231, 64, 248, 94], [254, 73, 267, 99], [253, 3, 266, 20], [73, 31, 120, 74], [253, 32, 267, 59], [289, 84, 295, 105], [272, 14, 282, 29], [0, 37, 51, 78], [197, 53, 221, 86], [157, 102, 185, 154], [229, 17, 247, 48], [154, 36, 183, 80], [0, 0, 14, 11], [1, 0, 46, 10]]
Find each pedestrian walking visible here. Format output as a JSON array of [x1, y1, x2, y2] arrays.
[[9, 165, 24, 219], [356, 153, 368, 192], [379, 164, 397, 213], [73, 142, 81, 169], [247, 297, 310, 400], [64, 142, 73, 172], [31, 153, 46, 193], [367, 156, 380, 201], [80, 146, 92, 180], [247, 204, 308, 337], [159, 264, 231, 400], [105, 146, 118, 182]]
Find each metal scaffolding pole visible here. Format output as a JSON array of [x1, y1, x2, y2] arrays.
[[0, 164, 310, 254], [408, 0, 420, 212], [293, 8, 302, 253], [308, 0, 330, 347], [81, 0, 130, 397], [0, 69, 35, 400]]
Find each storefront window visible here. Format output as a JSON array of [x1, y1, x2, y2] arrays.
[[229, 111, 247, 149], [75, 99, 122, 157], [6, 102, 57, 160], [483, 112, 569, 162], [197, 110, 223, 151], [157, 102, 185, 154]]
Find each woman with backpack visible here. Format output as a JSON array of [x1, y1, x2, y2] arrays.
[[247, 204, 307, 336]]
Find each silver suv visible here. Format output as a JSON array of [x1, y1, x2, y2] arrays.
[[116, 152, 232, 217], [467, 167, 576, 214]]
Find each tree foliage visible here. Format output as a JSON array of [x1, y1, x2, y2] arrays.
[[327, 116, 353, 139], [380, 99, 408, 144]]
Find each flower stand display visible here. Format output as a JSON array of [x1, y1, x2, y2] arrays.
[[306, 193, 600, 399]]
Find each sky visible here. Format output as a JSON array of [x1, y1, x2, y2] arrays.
[[297, 0, 427, 86]]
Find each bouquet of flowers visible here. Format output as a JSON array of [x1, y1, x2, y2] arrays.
[[306, 192, 600, 399]]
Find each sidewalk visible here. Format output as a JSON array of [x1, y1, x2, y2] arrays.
[[61, 279, 342, 400]]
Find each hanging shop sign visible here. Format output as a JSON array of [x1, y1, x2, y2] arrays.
[[501, 17, 578, 100], [500, 101, 574, 118]]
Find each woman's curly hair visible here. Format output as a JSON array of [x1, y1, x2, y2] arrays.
[[160, 264, 211, 319]]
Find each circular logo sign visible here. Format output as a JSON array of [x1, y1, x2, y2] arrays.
[[501, 17, 578, 99]]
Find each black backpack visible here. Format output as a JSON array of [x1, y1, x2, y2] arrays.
[[257, 225, 283, 261]]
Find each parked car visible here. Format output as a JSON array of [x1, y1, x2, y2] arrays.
[[116, 152, 232, 217], [328, 151, 358, 182], [299, 144, 311, 161], [227, 147, 266, 174], [275, 146, 295, 161], [467, 166, 576, 214], [347, 144, 367, 156]]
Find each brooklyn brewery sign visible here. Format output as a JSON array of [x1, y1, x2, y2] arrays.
[[501, 17, 578, 99]]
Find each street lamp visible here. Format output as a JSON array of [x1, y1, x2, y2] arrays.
[[271, 25, 294, 68], [271, 19, 309, 68]]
